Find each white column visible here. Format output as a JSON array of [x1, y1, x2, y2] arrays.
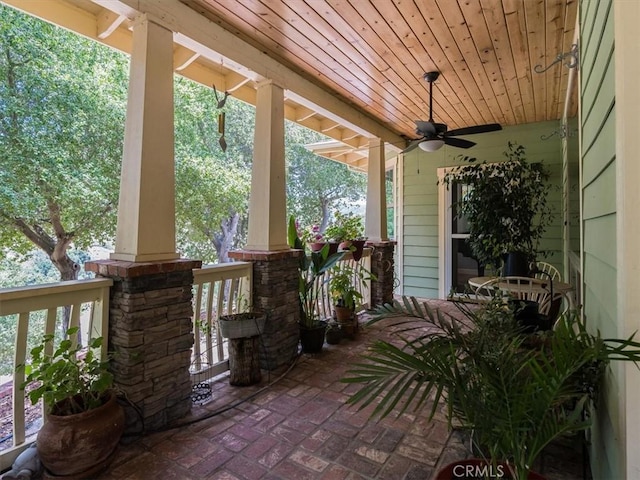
[[111, 15, 178, 262], [365, 138, 388, 242], [245, 81, 289, 251]]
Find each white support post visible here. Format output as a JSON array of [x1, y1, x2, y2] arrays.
[[245, 81, 289, 251], [365, 137, 388, 242], [111, 15, 178, 262]]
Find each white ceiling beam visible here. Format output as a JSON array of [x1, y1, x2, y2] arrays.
[[224, 72, 252, 93], [88, 0, 404, 147], [96, 10, 126, 39], [295, 107, 316, 122], [320, 121, 341, 133], [173, 46, 199, 71]]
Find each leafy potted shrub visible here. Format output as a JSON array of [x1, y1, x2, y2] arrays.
[[441, 142, 555, 275], [324, 211, 367, 260], [329, 263, 372, 338], [19, 326, 125, 479], [288, 216, 344, 353], [343, 298, 640, 479]]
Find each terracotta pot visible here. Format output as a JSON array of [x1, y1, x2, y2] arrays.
[[351, 239, 367, 261], [334, 305, 354, 323], [309, 242, 326, 252], [37, 391, 125, 478], [327, 242, 340, 255], [435, 459, 546, 480], [339, 240, 353, 251]]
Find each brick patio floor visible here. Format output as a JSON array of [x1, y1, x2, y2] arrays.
[[96, 299, 588, 480]]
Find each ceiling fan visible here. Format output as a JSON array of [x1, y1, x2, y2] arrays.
[[404, 71, 502, 153]]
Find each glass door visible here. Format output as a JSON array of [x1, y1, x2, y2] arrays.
[[438, 169, 488, 297]]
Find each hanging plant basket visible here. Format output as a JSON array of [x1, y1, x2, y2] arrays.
[[219, 312, 266, 339]]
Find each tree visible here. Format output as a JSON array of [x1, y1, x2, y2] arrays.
[[285, 123, 367, 231], [0, 7, 127, 280], [174, 77, 254, 263]]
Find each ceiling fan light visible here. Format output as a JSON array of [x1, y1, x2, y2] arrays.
[[418, 139, 445, 152]]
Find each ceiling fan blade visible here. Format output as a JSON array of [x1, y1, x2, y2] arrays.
[[446, 123, 502, 137], [402, 138, 425, 153], [415, 120, 436, 135], [444, 137, 476, 149]]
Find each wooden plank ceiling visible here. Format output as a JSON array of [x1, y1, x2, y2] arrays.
[[183, 0, 578, 139], [3, 0, 578, 169]]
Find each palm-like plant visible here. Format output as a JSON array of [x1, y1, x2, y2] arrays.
[[288, 216, 344, 328], [342, 298, 640, 479]]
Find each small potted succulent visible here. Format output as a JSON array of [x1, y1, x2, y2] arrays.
[[18, 326, 125, 479]]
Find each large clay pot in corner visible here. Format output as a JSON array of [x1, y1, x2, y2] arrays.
[[435, 459, 546, 480], [299, 321, 327, 353], [37, 391, 125, 479]]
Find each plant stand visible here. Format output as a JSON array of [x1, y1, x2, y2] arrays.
[[228, 336, 262, 386]]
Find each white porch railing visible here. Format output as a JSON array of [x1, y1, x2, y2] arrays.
[[191, 262, 252, 384], [0, 278, 113, 471]]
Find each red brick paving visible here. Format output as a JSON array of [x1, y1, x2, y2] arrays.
[[97, 299, 587, 480]]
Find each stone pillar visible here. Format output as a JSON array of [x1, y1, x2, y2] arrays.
[[85, 259, 201, 433], [229, 250, 301, 370], [368, 241, 396, 307]]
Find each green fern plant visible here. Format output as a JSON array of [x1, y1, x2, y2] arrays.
[[343, 298, 640, 479]]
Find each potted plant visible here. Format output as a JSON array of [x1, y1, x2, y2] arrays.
[[219, 293, 267, 340], [329, 263, 372, 338], [325, 321, 343, 345], [288, 216, 344, 353], [343, 297, 640, 479], [324, 211, 367, 259], [18, 326, 125, 479], [441, 142, 555, 276]]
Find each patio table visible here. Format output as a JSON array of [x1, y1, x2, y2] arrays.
[[468, 276, 576, 316]]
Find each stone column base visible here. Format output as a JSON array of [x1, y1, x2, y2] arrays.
[[85, 258, 201, 433], [229, 250, 302, 370]]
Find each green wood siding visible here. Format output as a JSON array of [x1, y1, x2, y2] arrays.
[[580, 0, 620, 478], [400, 120, 564, 298]]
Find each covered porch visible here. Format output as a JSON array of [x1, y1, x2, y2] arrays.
[[95, 299, 584, 480], [1, 0, 640, 479]]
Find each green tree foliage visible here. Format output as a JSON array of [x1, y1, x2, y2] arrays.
[[285, 124, 366, 231], [0, 6, 127, 280], [174, 78, 254, 263]]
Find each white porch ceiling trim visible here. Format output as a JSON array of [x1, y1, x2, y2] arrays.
[[90, 0, 404, 149]]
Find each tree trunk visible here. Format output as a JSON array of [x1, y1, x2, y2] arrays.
[[228, 336, 261, 386], [319, 199, 330, 234], [213, 212, 240, 263]]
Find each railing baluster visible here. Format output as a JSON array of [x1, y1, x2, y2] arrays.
[[215, 280, 227, 361], [206, 282, 216, 366], [192, 283, 203, 371], [13, 312, 29, 448]]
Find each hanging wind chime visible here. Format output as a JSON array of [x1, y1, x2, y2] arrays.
[[213, 85, 230, 152]]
